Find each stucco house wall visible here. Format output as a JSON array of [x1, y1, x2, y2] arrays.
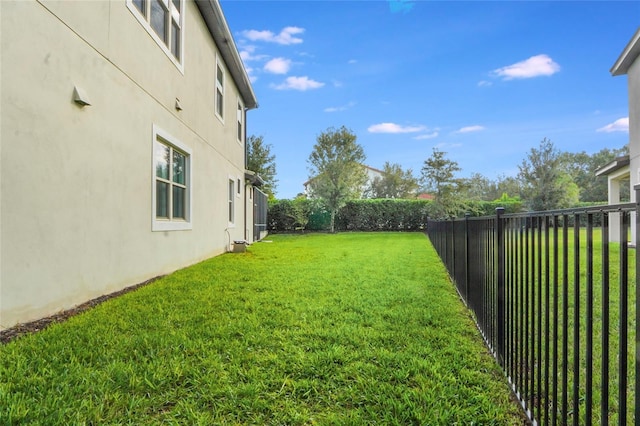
[[625, 42, 640, 194], [0, 0, 257, 330], [600, 27, 640, 242]]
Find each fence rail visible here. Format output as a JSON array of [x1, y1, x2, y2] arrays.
[[426, 193, 640, 426]]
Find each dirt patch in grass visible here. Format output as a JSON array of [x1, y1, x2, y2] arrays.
[[0, 276, 163, 345]]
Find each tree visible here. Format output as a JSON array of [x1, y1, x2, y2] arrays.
[[560, 146, 628, 202], [366, 162, 419, 199], [307, 126, 367, 232], [420, 148, 467, 218], [492, 175, 523, 202], [518, 138, 579, 211], [459, 172, 493, 201], [246, 135, 277, 198]]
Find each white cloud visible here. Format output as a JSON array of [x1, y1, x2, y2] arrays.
[[435, 142, 463, 149], [478, 80, 493, 87], [240, 49, 268, 63], [368, 122, 426, 134], [348, 59, 358, 64], [492, 54, 560, 80], [324, 101, 356, 113], [456, 125, 485, 134], [272, 76, 324, 91], [264, 57, 292, 74], [242, 26, 304, 45], [413, 131, 439, 140], [597, 117, 629, 133]]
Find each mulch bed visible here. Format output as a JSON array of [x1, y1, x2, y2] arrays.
[[0, 276, 164, 345]]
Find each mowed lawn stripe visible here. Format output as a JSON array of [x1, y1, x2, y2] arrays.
[[0, 232, 524, 425]]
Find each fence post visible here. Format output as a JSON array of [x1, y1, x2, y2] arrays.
[[465, 212, 471, 303], [635, 184, 640, 423], [496, 207, 506, 366], [451, 216, 456, 279]]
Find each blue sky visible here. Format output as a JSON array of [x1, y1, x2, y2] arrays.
[[221, 1, 639, 199]]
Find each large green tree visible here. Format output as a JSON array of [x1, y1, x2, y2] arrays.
[[246, 135, 277, 198], [307, 126, 367, 232], [421, 148, 467, 218], [366, 162, 419, 199], [560, 146, 628, 202], [518, 138, 579, 211]]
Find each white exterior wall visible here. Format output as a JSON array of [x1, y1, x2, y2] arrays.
[[606, 168, 630, 243], [0, 1, 252, 329], [626, 48, 640, 243]]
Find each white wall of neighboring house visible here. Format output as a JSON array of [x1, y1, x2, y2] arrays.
[[0, 0, 257, 330], [608, 27, 640, 243], [627, 42, 640, 197]]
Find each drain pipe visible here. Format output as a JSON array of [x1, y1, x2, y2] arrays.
[[225, 228, 232, 252]]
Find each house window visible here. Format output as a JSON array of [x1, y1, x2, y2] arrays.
[[133, 0, 145, 14], [152, 125, 192, 231], [216, 61, 225, 121], [237, 101, 244, 143], [228, 178, 235, 225], [127, 0, 183, 70]]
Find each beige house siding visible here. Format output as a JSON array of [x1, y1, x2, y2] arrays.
[[0, 0, 256, 329]]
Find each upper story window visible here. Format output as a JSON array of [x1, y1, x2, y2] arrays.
[[216, 61, 225, 121], [237, 100, 244, 144], [128, 0, 184, 71]]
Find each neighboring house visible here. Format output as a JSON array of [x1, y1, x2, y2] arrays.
[[1, 0, 260, 330], [416, 193, 435, 201], [596, 27, 640, 242], [303, 165, 385, 196]]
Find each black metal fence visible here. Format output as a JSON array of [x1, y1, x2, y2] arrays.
[[426, 193, 639, 425]]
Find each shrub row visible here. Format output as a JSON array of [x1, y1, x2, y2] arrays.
[[335, 199, 431, 231], [268, 199, 528, 233]]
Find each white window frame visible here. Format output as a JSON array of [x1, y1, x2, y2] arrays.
[[228, 177, 235, 226], [126, 0, 185, 73], [215, 58, 225, 123], [237, 99, 245, 145], [152, 125, 193, 231]]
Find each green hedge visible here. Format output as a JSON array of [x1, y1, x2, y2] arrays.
[[335, 199, 432, 231], [268, 199, 433, 232], [267, 199, 297, 231], [268, 198, 530, 233], [267, 199, 332, 232], [469, 200, 525, 216]]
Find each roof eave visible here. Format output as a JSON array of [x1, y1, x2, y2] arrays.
[[611, 27, 640, 77], [195, 0, 258, 110], [245, 170, 264, 186], [595, 155, 630, 176]]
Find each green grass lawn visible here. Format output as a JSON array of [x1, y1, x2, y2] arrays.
[[0, 232, 524, 425]]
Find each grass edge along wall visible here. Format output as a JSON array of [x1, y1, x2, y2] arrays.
[[0, 233, 526, 424]]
